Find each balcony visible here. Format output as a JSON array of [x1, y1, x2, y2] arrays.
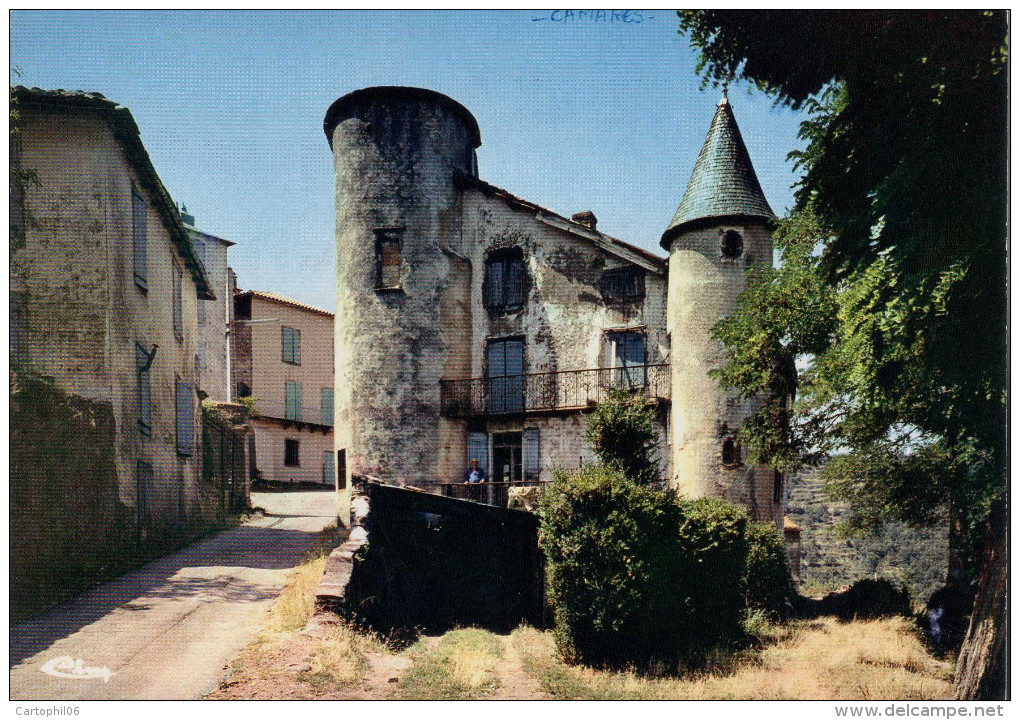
[[439, 363, 670, 419], [253, 401, 333, 433]]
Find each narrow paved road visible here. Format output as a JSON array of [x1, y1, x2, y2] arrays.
[[10, 490, 337, 700]]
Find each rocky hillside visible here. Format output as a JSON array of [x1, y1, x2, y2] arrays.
[[787, 468, 948, 604]]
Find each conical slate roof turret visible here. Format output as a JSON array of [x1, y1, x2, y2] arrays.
[[660, 90, 774, 248]]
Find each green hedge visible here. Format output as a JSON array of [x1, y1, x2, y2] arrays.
[[743, 521, 795, 617], [539, 466, 750, 669]]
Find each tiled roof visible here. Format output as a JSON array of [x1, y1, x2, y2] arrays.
[[455, 172, 667, 271], [13, 87, 215, 300], [242, 290, 334, 318], [784, 516, 803, 533], [661, 95, 774, 248]]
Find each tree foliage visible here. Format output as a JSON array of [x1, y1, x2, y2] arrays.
[[683, 11, 1006, 549]]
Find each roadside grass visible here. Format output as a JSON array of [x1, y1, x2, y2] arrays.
[[395, 629, 505, 700], [510, 616, 953, 700]]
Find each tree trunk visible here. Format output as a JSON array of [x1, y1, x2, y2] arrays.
[[946, 498, 970, 590], [954, 496, 1008, 699]]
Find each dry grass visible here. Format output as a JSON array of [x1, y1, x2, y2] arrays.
[[265, 523, 346, 632], [396, 629, 505, 700], [510, 616, 954, 700]]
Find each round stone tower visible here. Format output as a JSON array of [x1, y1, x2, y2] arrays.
[[325, 87, 481, 520], [661, 92, 781, 525]]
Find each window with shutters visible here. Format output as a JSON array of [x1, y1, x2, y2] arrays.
[[175, 378, 194, 455], [136, 343, 152, 436], [484, 248, 525, 313], [722, 438, 741, 467], [600, 267, 645, 303], [604, 330, 646, 388], [285, 380, 302, 421], [374, 228, 403, 290], [285, 439, 300, 467], [172, 258, 183, 341], [321, 387, 334, 426], [133, 189, 147, 291], [282, 326, 301, 364], [486, 338, 524, 414]]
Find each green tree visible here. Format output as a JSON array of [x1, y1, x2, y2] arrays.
[[680, 11, 1007, 698], [584, 387, 660, 484]]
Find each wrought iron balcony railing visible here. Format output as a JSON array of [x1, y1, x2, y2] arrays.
[[439, 363, 670, 419], [252, 401, 333, 429]]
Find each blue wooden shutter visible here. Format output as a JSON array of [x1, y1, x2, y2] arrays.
[[176, 380, 194, 455], [132, 190, 147, 285], [506, 256, 525, 308], [323, 450, 335, 485], [485, 259, 503, 310], [523, 427, 540, 482], [136, 343, 151, 435], [285, 381, 302, 421], [468, 432, 489, 475], [321, 387, 334, 426], [506, 340, 524, 411]]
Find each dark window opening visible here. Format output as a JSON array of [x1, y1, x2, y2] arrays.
[[774, 469, 784, 505], [600, 267, 645, 302], [337, 449, 347, 490], [722, 438, 741, 466], [484, 248, 525, 313], [285, 439, 300, 467], [721, 230, 743, 259], [236, 382, 251, 398], [374, 229, 403, 290]]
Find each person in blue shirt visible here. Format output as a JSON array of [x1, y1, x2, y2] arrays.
[[464, 458, 487, 484]]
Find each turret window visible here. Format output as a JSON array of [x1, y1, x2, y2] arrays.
[[721, 230, 743, 259], [722, 437, 741, 466], [374, 228, 403, 290]]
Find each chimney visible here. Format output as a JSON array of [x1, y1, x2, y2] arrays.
[[180, 203, 196, 227], [571, 210, 597, 231]]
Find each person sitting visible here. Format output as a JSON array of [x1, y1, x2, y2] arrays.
[[464, 458, 487, 484]]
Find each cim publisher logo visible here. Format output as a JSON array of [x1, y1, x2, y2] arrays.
[[40, 656, 113, 683]]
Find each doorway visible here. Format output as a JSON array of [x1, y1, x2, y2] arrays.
[[491, 432, 523, 484]]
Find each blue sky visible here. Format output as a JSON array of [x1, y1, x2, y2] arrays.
[[11, 10, 806, 312]]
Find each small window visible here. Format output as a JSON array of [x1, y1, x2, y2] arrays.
[[722, 438, 741, 466], [285, 380, 302, 421], [600, 267, 645, 302], [321, 387, 334, 426], [282, 326, 301, 364], [604, 331, 646, 388], [484, 248, 525, 312], [175, 378, 194, 455], [172, 258, 184, 341], [133, 189, 147, 290], [136, 343, 152, 436], [337, 449, 347, 490], [284, 438, 300, 467], [721, 230, 743, 259], [236, 382, 251, 399], [374, 229, 403, 290]]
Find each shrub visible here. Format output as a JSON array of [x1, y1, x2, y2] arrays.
[[584, 388, 659, 484], [539, 467, 747, 669], [743, 521, 794, 617]]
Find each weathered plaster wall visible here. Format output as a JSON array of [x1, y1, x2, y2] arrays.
[[250, 418, 335, 485], [666, 221, 781, 524], [14, 105, 208, 530], [190, 229, 232, 402]]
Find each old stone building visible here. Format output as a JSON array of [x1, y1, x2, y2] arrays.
[[232, 290, 335, 485], [10, 88, 233, 612], [326, 86, 783, 527]]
